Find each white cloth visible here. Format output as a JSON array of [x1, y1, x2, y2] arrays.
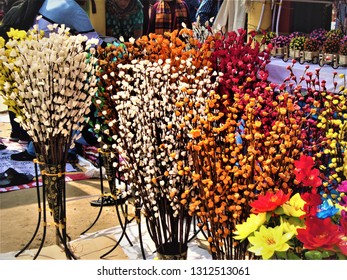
[[267, 58, 347, 93], [212, 0, 248, 33]]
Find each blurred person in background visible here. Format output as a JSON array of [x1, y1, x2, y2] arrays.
[[185, 0, 199, 23], [140, 0, 150, 35], [195, 0, 223, 26], [105, 0, 144, 41], [148, 0, 191, 34]]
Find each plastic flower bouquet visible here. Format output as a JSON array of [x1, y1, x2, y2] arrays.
[[234, 155, 347, 260], [339, 37, 347, 65], [326, 29, 343, 40], [289, 31, 305, 41], [183, 30, 312, 260], [339, 37, 347, 55], [186, 87, 306, 259], [323, 36, 340, 54], [94, 28, 217, 259], [271, 34, 290, 48], [256, 30, 277, 54], [289, 36, 306, 51], [0, 28, 33, 118], [303, 37, 320, 60], [304, 37, 320, 52], [0, 24, 99, 259], [231, 59, 347, 260], [0, 25, 98, 158], [260, 30, 276, 45], [310, 28, 327, 45], [210, 28, 271, 104]]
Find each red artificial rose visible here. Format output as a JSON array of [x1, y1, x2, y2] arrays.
[[301, 192, 322, 205], [250, 189, 291, 213], [294, 155, 315, 170], [294, 155, 322, 188], [338, 239, 347, 256], [301, 192, 321, 217], [339, 211, 347, 237], [338, 216, 347, 255], [302, 168, 322, 188], [297, 216, 341, 251]]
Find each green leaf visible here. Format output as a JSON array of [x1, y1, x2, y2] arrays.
[[305, 250, 323, 260], [287, 251, 301, 260], [321, 250, 332, 259], [274, 207, 284, 215], [336, 252, 347, 260], [275, 251, 287, 259], [265, 212, 272, 222]]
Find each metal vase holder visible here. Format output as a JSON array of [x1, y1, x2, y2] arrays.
[[15, 156, 76, 260], [80, 148, 146, 259], [144, 202, 208, 259]]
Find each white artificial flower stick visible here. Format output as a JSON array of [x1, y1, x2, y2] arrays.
[[0, 25, 99, 164]]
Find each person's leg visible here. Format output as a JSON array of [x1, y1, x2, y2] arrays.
[[10, 141, 36, 161], [8, 111, 30, 142], [0, 138, 6, 150], [66, 131, 88, 164], [74, 133, 89, 146], [9, 111, 20, 141], [27, 141, 36, 156]]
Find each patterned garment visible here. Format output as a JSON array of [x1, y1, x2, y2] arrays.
[[195, 0, 223, 26], [106, 0, 144, 41], [185, 0, 200, 22], [154, 0, 189, 34]]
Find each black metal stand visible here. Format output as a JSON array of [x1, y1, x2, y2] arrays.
[[136, 206, 146, 259], [15, 159, 76, 260], [14, 160, 43, 258], [80, 150, 146, 259], [145, 214, 207, 257], [80, 153, 105, 235], [187, 215, 208, 243]]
